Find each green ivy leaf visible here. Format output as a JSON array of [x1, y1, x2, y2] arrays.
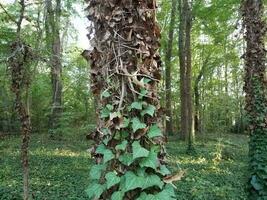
[[141, 105, 156, 117], [101, 91, 111, 98], [119, 153, 134, 166], [158, 165, 171, 176], [111, 191, 124, 200], [116, 140, 128, 151], [131, 117, 146, 132], [137, 193, 157, 200], [105, 171, 121, 189], [89, 164, 106, 180], [141, 77, 152, 84], [131, 102, 143, 110], [121, 117, 130, 128], [137, 184, 176, 200], [142, 174, 164, 190], [132, 141, 149, 159], [138, 89, 148, 99], [121, 172, 142, 192], [148, 125, 162, 138], [100, 107, 110, 118], [140, 150, 158, 170], [85, 182, 106, 199], [156, 184, 176, 200], [96, 144, 115, 163], [106, 104, 114, 111], [110, 111, 121, 120]]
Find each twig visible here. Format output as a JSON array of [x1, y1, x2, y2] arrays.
[[0, 3, 17, 24]]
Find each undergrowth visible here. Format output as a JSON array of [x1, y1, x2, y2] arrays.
[[0, 133, 248, 200]]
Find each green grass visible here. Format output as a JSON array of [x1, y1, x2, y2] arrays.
[[0, 133, 248, 200]]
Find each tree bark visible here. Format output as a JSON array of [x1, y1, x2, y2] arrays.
[[165, 0, 178, 136], [178, 0, 187, 141], [9, 1, 32, 199], [242, 0, 267, 199], [83, 0, 176, 199], [184, 0, 194, 151], [45, 0, 63, 135]]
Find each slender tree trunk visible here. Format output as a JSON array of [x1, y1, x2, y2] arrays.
[[178, 0, 187, 141], [242, 0, 267, 199], [45, 0, 63, 135], [9, 1, 33, 199], [165, 0, 178, 136], [194, 66, 204, 134], [184, 0, 194, 151]]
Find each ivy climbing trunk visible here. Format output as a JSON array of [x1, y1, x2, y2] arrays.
[[8, 1, 33, 199], [83, 0, 176, 199], [45, 0, 63, 135], [242, 0, 267, 199], [165, 0, 178, 136]]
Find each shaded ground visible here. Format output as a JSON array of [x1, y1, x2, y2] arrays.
[[0, 133, 248, 200]]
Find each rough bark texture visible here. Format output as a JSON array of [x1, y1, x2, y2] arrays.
[[178, 0, 187, 140], [184, 0, 194, 151], [8, 1, 32, 199], [165, 0, 177, 136], [45, 0, 63, 134], [83, 0, 176, 199], [178, 0, 194, 147], [9, 41, 33, 200], [242, 0, 267, 199]]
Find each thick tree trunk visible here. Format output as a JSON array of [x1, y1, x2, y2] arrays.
[[165, 0, 177, 136], [45, 0, 63, 134], [83, 0, 176, 199], [242, 0, 267, 199], [178, 0, 194, 147]]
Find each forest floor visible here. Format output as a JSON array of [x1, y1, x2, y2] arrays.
[[0, 132, 248, 200]]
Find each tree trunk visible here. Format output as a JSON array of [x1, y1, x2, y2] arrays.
[[178, 0, 194, 148], [184, 0, 194, 152], [45, 0, 63, 135], [165, 0, 178, 136], [194, 66, 204, 134], [242, 0, 267, 199], [83, 0, 176, 199], [178, 0, 187, 141], [9, 1, 32, 199]]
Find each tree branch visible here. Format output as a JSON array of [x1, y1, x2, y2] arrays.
[[0, 3, 17, 24]]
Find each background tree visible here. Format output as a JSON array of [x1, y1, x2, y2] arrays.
[[164, 0, 178, 136], [45, 0, 63, 136]]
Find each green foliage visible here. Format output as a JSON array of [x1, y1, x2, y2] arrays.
[[148, 124, 162, 138], [0, 132, 249, 199], [0, 133, 91, 200], [131, 117, 147, 132], [132, 141, 149, 159], [96, 143, 115, 163], [105, 171, 121, 189]]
